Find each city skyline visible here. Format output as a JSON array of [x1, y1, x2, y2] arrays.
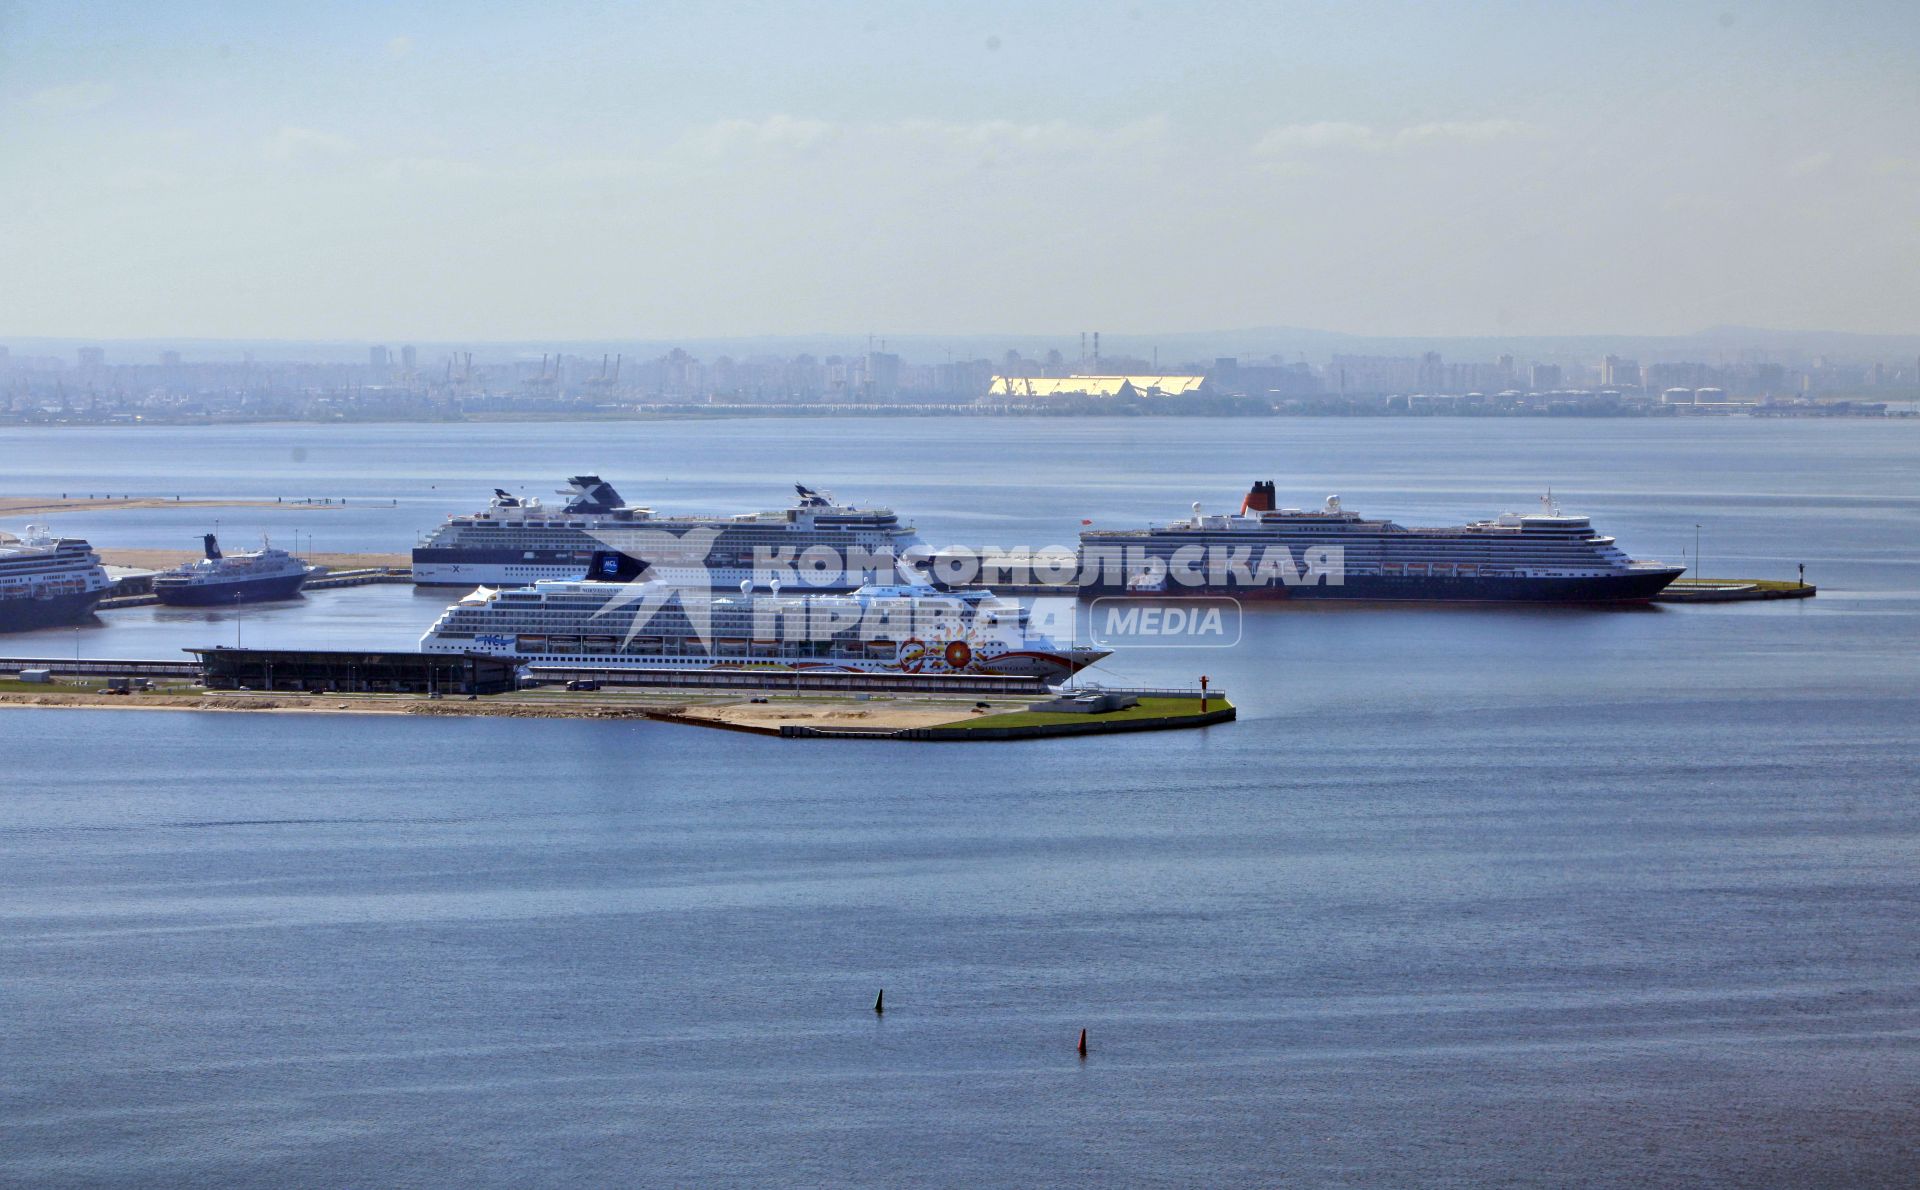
[[3, 1, 1917, 341]]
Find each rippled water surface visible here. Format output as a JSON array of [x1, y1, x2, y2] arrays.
[[2, 417, 1917, 1185]]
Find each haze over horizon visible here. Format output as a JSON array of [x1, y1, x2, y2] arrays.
[[3, 1, 1916, 342]]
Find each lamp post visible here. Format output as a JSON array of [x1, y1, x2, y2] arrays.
[[1694, 523, 1702, 582]]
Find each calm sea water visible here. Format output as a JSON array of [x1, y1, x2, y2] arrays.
[[2, 417, 1918, 1186]]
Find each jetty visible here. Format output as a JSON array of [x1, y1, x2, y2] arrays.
[[0, 652, 1233, 742], [1652, 578, 1817, 603]]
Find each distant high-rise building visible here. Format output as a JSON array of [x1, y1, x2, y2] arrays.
[[1601, 355, 1641, 388], [77, 347, 105, 368], [1331, 355, 1422, 393], [401, 345, 417, 371], [370, 345, 391, 369], [1417, 351, 1444, 390], [1530, 363, 1563, 390], [866, 351, 902, 396]]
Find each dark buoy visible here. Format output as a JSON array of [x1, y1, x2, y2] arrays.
[[1077, 1028, 1088, 1057], [874, 989, 885, 1015]]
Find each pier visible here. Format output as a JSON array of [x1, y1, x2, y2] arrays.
[[1651, 578, 1818, 603], [0, 652, 1232, 741]]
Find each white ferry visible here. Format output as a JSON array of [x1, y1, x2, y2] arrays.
[[420, 551, 1105, 681], [413, 477, 924, 589]]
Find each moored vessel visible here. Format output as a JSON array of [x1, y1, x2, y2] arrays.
[[1079, 482, 1684, 603], [413, 477, 924, 589], [421, 551, 1105, 681], [0, 526, 113, 632], [152, 534, 316, 606]]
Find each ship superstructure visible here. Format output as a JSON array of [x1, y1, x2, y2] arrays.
[[1079, 481, 1685, 603], [421, 551, 1104, 681], [413, 477, 924, 589], [152, 534, 316, 606], [0, 526, 112, 632]]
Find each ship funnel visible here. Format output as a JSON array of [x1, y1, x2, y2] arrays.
[[582, 550, 648, 582], [1240, 480, 1277, 515], [202, 534, 222, 560], [561, 476, 625, 514]]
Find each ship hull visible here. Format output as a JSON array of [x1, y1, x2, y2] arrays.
[[420, 647, 1100, 682], [154, 572, 310, 607], [412, 553, 865, 591], [1084, 568, 1684, 604], [0, 588, 108, 632]]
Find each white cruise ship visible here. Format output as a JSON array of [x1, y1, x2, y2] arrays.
[[0, 526, 113, 632], [420, 551, 1106, 681], [413, 477, 925, 589]]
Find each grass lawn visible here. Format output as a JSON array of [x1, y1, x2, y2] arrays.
[[941, 695, 1232, 731], [0, 679, 204, 695], [1667, 577, 1809, 591]]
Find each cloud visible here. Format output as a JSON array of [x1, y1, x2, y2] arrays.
[[682, 114, 838, 158], [260, 126, 357, 164], [1253, 121, 1377, 152], [1395, 119, 1536, 145], [1787, 151, 1832, 177], [29, 81, 117, 114], [106, 167, 184, 192], [1660, 193, 1736, 217], [1253, 118, 1537, 158], [551, 157, 662, 182], [675, 114, 1171, 170], [378, 156, 486, 181]]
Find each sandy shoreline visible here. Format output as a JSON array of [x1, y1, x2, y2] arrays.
[[0, 688, 986, 728], [95, 548, 409, 570], [676, 702, 977, 731], [0, 689, 666, 718], [0, 496, 347, 518]]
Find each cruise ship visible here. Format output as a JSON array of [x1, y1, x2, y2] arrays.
[[153, 535, 317, 606], [1079, 481, 1685, 603], [413, 477, 924, 589], [0, 527, 113, 632], [420, 551, 1106, 680]]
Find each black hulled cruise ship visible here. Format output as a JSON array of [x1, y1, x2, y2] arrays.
[[152, 535, 315, 606], [1079, 481, 1685, 603]]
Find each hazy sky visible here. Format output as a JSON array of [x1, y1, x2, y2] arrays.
[[2, 1, 1916, 341]]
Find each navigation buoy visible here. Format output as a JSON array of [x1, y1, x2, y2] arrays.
[[1077, 1028, 1088, 1057], [874, 989, 885, 1015]]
